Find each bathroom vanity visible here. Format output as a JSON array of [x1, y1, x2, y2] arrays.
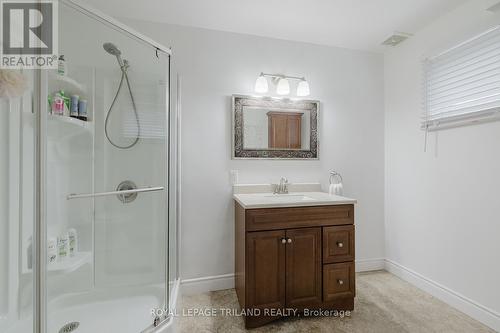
[[233, 184, 356, 328]]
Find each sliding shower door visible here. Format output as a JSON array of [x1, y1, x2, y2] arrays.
[[41, 2, 171, 333]]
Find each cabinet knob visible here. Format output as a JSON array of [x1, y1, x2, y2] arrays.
[[281, 238, 287, 244], [337, 242, 344, 248], [338, 279, 344, 285], [287, 238, 292, 244]]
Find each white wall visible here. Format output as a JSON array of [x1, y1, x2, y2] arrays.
[[121, 20, 386, 282], [384, 0, 500, 330]]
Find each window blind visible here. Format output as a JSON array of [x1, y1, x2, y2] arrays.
[[423, 26, 500, 129]]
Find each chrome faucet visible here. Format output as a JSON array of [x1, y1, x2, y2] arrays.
[[273, 176, 289, 194]]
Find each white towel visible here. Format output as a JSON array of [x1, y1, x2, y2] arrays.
[[329, 183, 343, 196]]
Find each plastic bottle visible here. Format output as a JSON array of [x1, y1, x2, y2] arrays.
[[48, 237, 58, 263], [68, 228, 78, 257], [57, 233, 69, 260], [58, 55, 67, 76]]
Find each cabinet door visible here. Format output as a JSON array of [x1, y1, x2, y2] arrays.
[[285, 227, 322, 308], [287, 116, 302, 149], [246, 230, 286, 310], [268, 115, 288, 148]]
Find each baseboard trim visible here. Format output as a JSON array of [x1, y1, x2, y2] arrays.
[[385, 259, 500, 332], [181, 273, 235, 295], [180, 259, 499, 331], [181, 258, 384, 295], [355, 258, 385, 272]]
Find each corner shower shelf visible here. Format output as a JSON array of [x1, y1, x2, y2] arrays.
[[48, 114, 93, 137], [23, 251, 92, 275], [48, 72, 87, 95]]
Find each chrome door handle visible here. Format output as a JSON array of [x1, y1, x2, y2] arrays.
[[67, 186, 164, 200]]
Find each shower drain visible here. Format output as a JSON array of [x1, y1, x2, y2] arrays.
[[59, 322, 79, 333]]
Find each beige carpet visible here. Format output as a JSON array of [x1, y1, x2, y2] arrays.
[[178, 271, 494, 333]]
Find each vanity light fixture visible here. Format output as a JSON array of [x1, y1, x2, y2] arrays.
[[276, 77, 290, 95], [296, 79, 310, 97], [254, 73, 269, 93], [254, 73, 310, 96]]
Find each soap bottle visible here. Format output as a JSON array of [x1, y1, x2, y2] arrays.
[[59, 90, 70, 116], [57, 55, 67, 76], [57, 233, 69, 260], [68, 228, 78, 257], [27, 236, 33, 270], [48, 237, 58, 263]]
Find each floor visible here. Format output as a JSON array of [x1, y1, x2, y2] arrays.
[[178, 271, 494, 333]]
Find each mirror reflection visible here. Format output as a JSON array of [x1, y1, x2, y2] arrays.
[[243, 107, 311, 150]]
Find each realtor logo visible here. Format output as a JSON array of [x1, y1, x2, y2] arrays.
[[1, 0, 58, 68]]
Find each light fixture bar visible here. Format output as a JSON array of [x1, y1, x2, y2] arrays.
[[261, 73, 305, 81], [254, 72, 310, 96]]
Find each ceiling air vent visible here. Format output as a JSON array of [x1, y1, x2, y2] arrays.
[[381, 32, 412, 46]]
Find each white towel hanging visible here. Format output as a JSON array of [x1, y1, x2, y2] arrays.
[[329, 171, 344, 196]]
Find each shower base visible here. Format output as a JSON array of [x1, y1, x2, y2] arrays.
[[4, 281, 180, 333]]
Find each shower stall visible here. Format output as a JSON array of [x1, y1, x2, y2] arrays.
[[0, 1, 179, 333]]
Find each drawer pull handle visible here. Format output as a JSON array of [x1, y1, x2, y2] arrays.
[[338, 279, 344, 285], [337, 242, 344, 248], [281, 238, 287, 244], [287, 238, 292, 244]]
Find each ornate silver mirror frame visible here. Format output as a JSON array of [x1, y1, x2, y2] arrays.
[[232, 95, 319, 159]]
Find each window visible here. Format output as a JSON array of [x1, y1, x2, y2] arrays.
[[423, 26, 500, 130]]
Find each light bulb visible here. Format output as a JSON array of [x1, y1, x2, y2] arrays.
[[297, 79, 310, 97], [276, 78, 290, 95], [254, 74, 268, 93]]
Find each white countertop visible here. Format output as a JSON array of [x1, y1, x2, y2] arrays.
[[233, 183, 357, 209]]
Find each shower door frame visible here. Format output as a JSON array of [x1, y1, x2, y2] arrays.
[[32, 1, 173, 333]]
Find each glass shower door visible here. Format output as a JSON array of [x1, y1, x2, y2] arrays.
[[0, 70, 36, 333], [42, 2, 171, 333]]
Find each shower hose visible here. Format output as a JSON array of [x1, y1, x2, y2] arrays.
[[105, 65, 141, 149]]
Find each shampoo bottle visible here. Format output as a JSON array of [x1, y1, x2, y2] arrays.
[[57, 55, 67, 76], [48, 237, 58, 263], [57, 233, 69, 260], [27, 236, 33, 270], [68, 228, 78, 257]]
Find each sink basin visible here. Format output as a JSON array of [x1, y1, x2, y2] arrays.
[[264, 194, 316, 202]]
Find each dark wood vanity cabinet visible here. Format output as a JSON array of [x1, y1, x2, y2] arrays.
[[235, 203, 355, 328]]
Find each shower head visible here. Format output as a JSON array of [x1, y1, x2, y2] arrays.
[[103, 42, 121, 56], [103, 42, 125, 68]]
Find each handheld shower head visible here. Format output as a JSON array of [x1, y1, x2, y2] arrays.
[[103, 42, 125, 68], [103, 42, 121, 56]]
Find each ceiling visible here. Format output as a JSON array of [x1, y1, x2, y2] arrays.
[[81, 0, 468, 52]]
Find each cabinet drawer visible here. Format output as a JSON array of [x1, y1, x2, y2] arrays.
[[323, 225, 354, 263], [246, 205, 354, 231], [323, 262, 355, 301]]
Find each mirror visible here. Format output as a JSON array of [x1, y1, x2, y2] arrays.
[[233, 95, 319, 159]]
